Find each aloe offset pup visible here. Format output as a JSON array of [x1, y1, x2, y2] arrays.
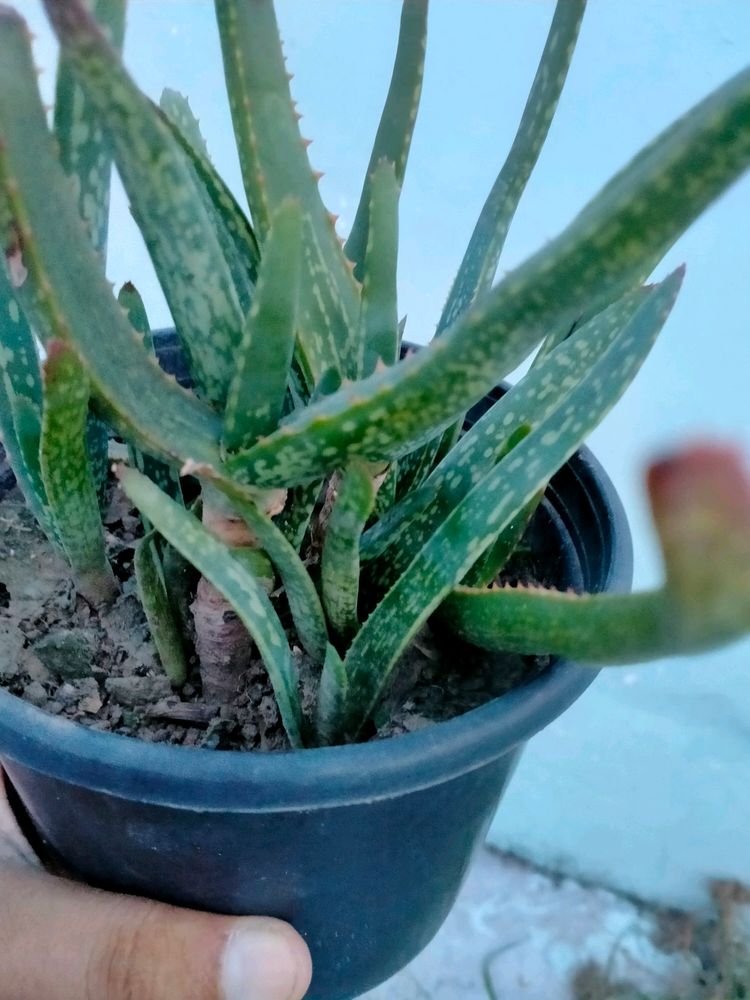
[[0, 0, 749, 752]]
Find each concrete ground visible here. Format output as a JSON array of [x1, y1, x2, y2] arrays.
[[363, 848, 702, 1000]]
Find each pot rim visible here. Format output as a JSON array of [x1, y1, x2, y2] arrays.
[[0, 447, 632, 812]]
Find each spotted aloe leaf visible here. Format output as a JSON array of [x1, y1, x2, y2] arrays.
[[330, 270, 682, 741], [227, 61, 750, 489], [459, 488, 540, 590], [118, 280, 153, 350], [275, 480, 321, 551], [358, 160, 400, 378], [365, 287, 649, 586], [316, 642, 349, 747], [0, 264, 42, 441], [43, 0, 245, 407], [440, 446, 750, 664], [117, 282, 183, 504], [158, 87, 259, 311], [134, 532, 188, 686], [344, 0, 428, 281], [54, 0, 126, 257], [372, 461, 398, 519], [214, 0, 361, 383], [40, 341, 118, 605], [402, 0, 586, 492], [119, 466, 305, 748], [321, 463, 377, 641], [0, 11, 221, 468], [0, 265, 57, 538], [223, 199, 302, 453], [438, 0, 586, 336], [54, 0, 126, 507], [84, 414, 109, 510], [158, 87, 209, 158], [359, 479, 435, 564]]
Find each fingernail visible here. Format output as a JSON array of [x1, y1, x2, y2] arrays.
[[221, 920, 311, 1000]]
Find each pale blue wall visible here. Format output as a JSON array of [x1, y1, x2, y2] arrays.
[[17, 0, 750, 909]]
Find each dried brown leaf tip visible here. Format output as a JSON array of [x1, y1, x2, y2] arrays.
[[648, 443, 750, 615]]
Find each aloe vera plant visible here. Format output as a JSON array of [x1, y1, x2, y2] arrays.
[[1, 0, 749, 750]]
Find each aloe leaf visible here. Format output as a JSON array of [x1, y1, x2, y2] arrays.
[[214, 0, 361, 382], [5, 396, 42, 498], [158, 88, 259, 310], [55, 0, 126, 504], [441, 446, 750, 663], [332, 270, 682, 740], [309, 366, 343, 405], [344, 0, 428, 280], [0, 292, 56, 539], [373, 462, 398, 519], [116, 282, 183, 503], [460, 490, 540, 589], [0, 267, 59, 546], [359, 160, 400, 377], [438, 0, 586, 335], [364, 287, 647, 581], [0, 259, 45, 506], [161, 538, 195, 638], [40, 341, 117, 605], [405, 0, 586, 488], [0, 264, 43, 436], [233, 547, 276, 594], [134, 533, 188, 686], [85, 414, 109, 509], [0, 12, 221, 468], [321, 463, 377, 640], [0, 190, 57, 535], [0, 384, 56, 543], [119, 466, 305, 747], [223, 199, 302, 453], [53, 0, 126, 257], [441, 585, 668, 664], [360, 479, 435, 563], [275, 480, 321, 551], [315, 642, 349, 747], [393, 433, 439, 501], [199, 476, 328, 665], [118, 280, 153, 350], [158, 87, 208, 158], [531, 316, 577, 371], [43, 0, 245, 407], [228, 61, 750, 488]]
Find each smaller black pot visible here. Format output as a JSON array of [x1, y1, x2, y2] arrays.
[[0, 340, 632, 999]]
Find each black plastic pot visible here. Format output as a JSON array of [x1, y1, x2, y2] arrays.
[[0, 340, 632, 999]]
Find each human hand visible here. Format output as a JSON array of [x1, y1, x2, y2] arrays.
[[0, 770, 312, 1000]]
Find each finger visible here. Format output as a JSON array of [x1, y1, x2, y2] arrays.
[[0, 851, 311, 1000]]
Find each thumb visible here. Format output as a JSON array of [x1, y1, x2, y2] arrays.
[[0, 858, 312, 1000]]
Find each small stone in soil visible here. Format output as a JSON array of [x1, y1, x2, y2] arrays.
[[56, 683, 78, 707], [104, 675, 172, 708], [146, 699, 217, 726], [22, 680, 48, 708], [402, 714, 431, 733], [79, 693, 103, 714], [32, 628, 97, 680], [258, 694, 279, 727]]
